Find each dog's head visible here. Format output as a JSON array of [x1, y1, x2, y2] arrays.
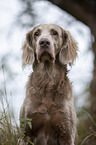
[[22, 24, 78, 66]]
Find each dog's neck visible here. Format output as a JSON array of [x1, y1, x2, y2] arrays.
[[32, 60, 68, 87]]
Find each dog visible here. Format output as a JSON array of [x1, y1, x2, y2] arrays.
[[20, 24, 78, 145]]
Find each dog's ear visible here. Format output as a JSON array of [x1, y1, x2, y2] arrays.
[[22, 30, 35, 67], [59, 29, 78, 66]]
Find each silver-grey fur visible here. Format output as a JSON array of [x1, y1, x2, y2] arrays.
[[20, 24, 78, 145]]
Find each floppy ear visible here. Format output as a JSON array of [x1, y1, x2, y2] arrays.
[[59, 30, 78, 66], [22, 30, 35, 67]]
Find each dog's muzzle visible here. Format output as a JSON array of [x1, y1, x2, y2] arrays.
[[38, 38, 54, 62]]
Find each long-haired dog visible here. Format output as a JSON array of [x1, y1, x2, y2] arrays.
[[20, 24, 78, 145]]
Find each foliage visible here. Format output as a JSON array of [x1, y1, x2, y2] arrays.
[[20, 118, 32, 129], [0, 91, 34, 145], [16, 0, 36, 28], [78, 109, 96, 145], [0, 67, 33, 145], [0, 91, 20, 144]]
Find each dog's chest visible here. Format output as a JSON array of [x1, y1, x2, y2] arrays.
[[29, 97, 65, 135], [28, 70, 67, 113]]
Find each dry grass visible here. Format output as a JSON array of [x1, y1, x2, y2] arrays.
[[0, 91, 34, 145], [77, 109, 96, 145], [0, 65, 33, 145]]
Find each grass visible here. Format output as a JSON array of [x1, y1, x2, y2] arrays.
[[78, 109, 96, 145], [0, 90, 25, 145], [0, 65, 33, 145], [0, 90, 34, 145]]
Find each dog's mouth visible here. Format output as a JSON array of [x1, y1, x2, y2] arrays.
[[39, 51, 54, 63]]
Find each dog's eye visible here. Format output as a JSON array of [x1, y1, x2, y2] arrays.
[[34, 31, 39, 37], [52, 30, 58, 36]]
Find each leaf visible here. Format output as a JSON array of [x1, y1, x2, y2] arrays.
[[27, 121, 32, 129], [0, 127, 5, 133], [28, 140, 34, 145], [20, 118, 32, 129]]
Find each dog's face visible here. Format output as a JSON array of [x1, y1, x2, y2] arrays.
[[22, 24, 78, 66], [30, 24, 63, 63]]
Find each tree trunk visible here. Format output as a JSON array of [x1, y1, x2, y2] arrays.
[[87, 40, 96, 145]]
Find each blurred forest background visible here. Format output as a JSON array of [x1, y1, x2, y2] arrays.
[[0, 0, 96, 144]]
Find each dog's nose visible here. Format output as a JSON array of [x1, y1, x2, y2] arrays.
[[39, 38, 50, 48]]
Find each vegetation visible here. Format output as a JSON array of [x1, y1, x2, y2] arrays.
[[0, 96, 20, 144], [0, 66, 33, 145], [0, 93, 34, 145], [77, 109, 96, 145]]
